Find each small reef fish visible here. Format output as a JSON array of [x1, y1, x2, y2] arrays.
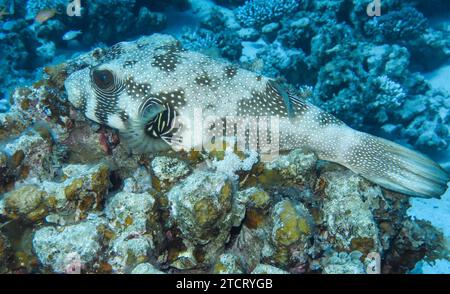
[[65, 34, 450, 199], [35, 8, 57, 23], [63, 30, 82, 41]]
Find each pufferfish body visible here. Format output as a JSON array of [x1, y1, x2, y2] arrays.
[[65, 34, 449, 199]]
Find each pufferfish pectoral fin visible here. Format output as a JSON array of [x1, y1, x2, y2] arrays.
[[340, 131, 450, 198], [119, 103, 172, 154], [141, 103, 166, 122]]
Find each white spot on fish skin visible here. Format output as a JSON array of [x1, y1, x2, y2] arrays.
[[64, 70, 85, 108], [66, 35, 338, 154], [85, 91, 99, 124]]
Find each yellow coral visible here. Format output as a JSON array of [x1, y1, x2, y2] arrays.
[[249, 190, 270, 209], [4, 185, 48, 220], [124, 215, 134, 226], [219, 181, 232, 204], [90, 164, 109, 196], [274, 200, 310, 246], [213, 261, 227, 274], [194, 199, 219, 227], [64, 178, 83, 200], [257, 169, 283, 187]]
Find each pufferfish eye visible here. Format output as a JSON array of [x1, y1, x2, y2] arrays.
[[92, 69, 114, 90]]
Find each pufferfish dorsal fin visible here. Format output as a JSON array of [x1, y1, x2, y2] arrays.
[[268, 81, 298, 118]]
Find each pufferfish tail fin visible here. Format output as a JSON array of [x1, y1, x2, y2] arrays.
[[339, 131, 449, 198], [282, 86, 448, 198]]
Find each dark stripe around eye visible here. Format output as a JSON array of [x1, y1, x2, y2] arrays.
[[90, 68, 126, 124]]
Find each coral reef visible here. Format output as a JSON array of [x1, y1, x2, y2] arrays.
[[131, 262, 165, 274], [320, 169, 381, 252], [0, 232, 11, 273], [0, 0, 184, 106], [105, 190, 159, 273], [32, 215, 107, 273], [234, 0, 450, 153], [0, 0, 448, 274], [251, 263, 288, 274], [167, 170, 239, 268], [321, 251, 366, 274], [2, 185, 49, 222], [235, 0, 300, 28], [213, 253, 244, 274]]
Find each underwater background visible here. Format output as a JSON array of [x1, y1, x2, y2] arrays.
[[0, 0, 449, 274]]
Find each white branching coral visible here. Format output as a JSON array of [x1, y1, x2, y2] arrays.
[[235, 0, 300, 28], [372, 75, 406, 108]]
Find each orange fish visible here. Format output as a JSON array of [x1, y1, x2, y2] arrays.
[[35, 8, 57, 23]]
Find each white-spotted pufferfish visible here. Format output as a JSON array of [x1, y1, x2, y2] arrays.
[[65, 34, 449, 199]]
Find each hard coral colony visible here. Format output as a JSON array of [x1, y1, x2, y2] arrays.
[[0, 0, 449, 275]]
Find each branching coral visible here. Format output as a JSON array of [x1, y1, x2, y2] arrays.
[[181, 28, 219, 51], [372, 75, 406, 109], [364, 7, 429, 44], [235, 0, 300, 28]]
